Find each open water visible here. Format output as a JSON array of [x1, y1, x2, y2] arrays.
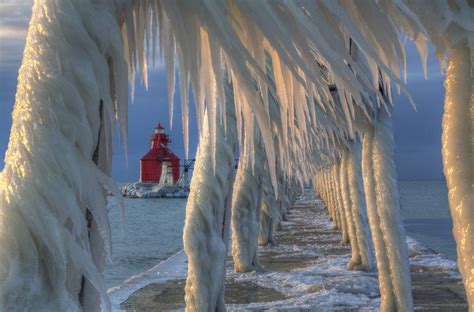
[[399, 180, 456, 261], [104, 197, 186, 288]]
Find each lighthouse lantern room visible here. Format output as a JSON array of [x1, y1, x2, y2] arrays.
[[140, 124, 180, 183]]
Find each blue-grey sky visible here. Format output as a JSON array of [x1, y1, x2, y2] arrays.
[[0, 1, 445, 181]]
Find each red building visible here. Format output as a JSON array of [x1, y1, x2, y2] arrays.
[[140, 124, 180, 183]]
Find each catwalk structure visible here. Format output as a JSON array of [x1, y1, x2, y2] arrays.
[[0, 0, 472, 311]]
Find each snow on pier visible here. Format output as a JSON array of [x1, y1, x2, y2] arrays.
[[110, 190, 467, 311]]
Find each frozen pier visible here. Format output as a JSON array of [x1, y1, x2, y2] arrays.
[[113, 190, 467, 311]]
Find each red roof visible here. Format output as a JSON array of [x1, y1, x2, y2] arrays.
[[141, 142, 180, 161]]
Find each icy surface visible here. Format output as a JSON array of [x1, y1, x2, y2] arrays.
[[109, 191, 462, 311], [407, 237, 459, 276], [108, 251, 187, 312]]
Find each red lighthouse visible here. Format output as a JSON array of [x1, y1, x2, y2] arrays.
[[140, 124, 180, 184]]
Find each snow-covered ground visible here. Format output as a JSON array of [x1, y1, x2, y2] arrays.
[[108, 190, 464, 311], [108, 251, 188, 311]]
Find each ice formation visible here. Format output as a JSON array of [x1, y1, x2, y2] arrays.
[[340, 150, 363, 269], [369, 109, 413, 310], [0, 0, 472, 311], [361, 123, 397, 310], [0, 0, 128, 310], [442, 43, 473, 308], [333, 164, 349, 245], [183, 76, 237, 311], [258, 173, 277, 246], [346, 141, 374, 272], [231, 127, 264, 272]]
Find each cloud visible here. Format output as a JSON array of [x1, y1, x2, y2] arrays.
[[0, 26, 27, 39], [0, 1, 33, 29], [0, 1, 32, 68], [0, 38, 26, 69]]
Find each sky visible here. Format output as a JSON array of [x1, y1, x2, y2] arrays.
[[0, 1, 446, 182]]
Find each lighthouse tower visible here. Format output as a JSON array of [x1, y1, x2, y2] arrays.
[[140, 124, 180, 183]]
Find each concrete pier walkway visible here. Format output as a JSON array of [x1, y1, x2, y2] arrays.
[[114, 190, 467, 311]]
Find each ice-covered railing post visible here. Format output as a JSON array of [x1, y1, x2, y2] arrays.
[[273, 175, 287, 231], [277, 174, 293, 223], [442, 42, 473, 308], [361, 122, 396, 311], [339, 148, 362, 270], [330, 167, 344, 231], [319, 171, 329, 218], [327, 169, 341, 229], [330, 168, 342, 229], [347, 141, 374, 271], [322, 169, 337, 226], [333, 163, 350, 245], [368, 108, 413, 311], [182, 86, 237, 311], [0, 0, 127, 310], [316, 171, 331, 227], [318, 172, 328, 214], [258, 170, 276, 246], [231, 125, 265, 272]]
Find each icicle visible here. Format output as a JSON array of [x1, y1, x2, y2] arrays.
[[163, 15, 176, 129], [414, 34, 428, 79], [177, 46, 190, 160]]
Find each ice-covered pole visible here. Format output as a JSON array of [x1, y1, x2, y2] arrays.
[[0, 0, 126, 310], [371, 108, 413, 310], [441, 42, 473, 308], [330, 168, 343, 231], [258, 172, 276, 246], [277, 177, 290, 223], [321, 171, 329, 215], [183, 83, 237, 311], [333, 163, 349, 245], [340, 148, 361, 269], [326, 169, 339, 228], [319, 172, 328, 213], [323, 169, 336, 224], [347, 141, 374, 271], [231, 127, 264, 272], [329, 170, 338, 226], [362, 124, 396, 311]]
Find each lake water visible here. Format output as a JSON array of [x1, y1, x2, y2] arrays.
[[104, 198, 186, 288], [104, 180, 456, 288], [399, 180, 456, 261]]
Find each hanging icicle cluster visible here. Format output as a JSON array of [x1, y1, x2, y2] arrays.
[[118, 0, 428, 191]]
